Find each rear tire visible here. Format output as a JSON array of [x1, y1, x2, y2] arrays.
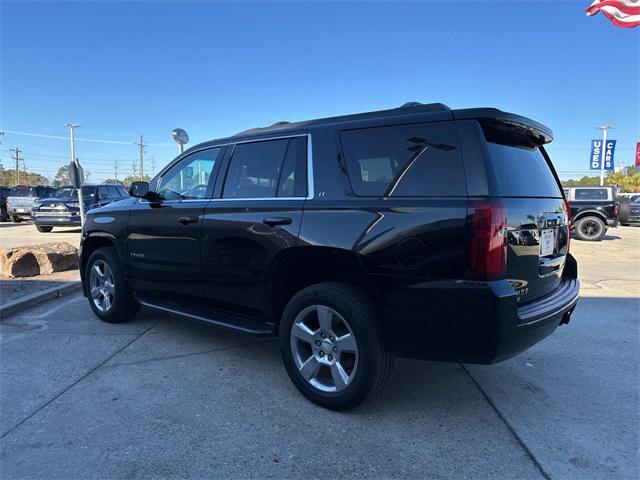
[[279, 282, 393, 411], [36, 225, 53, 233], [85, 247, 140, 323], [574, 216, 606, 241], [10, 215, 21, 223]]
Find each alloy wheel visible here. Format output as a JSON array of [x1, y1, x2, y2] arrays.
[[89, 259, 115, 313], [290, 305, 359, 393], [580, 219, 601, 238]]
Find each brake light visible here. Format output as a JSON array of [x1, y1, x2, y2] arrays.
[[469, 201, 507, 280], [565, 200, 571, 253], [612, 203, 619, 216]]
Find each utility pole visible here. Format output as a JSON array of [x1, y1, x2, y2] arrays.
[[151, 155, 156, 176], [9, 147, 23, 185], [114, 159, 118, 181], [136, 135, 147, 180], [65, 123, 85, 225], [596, 125, 616, 187]]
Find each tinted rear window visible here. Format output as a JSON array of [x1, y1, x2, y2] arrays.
[[8, 187, 37, 197], [341, 122, 466, 197], [486, 143, 561, 197], [575, 188, 608, 200]]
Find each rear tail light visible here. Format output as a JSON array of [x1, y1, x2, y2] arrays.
[[469, 200, 507, 280], [612, 203, 619, 216], [565, 200, 571, 253]]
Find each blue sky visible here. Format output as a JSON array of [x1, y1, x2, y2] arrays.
[[1, 0, 638, 183]]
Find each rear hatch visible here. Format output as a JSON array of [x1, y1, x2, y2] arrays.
[[479, 118, 569, 303]]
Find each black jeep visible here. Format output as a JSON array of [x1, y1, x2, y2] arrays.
[[563, 186, 619, 241], [80, 102, 579, 410]]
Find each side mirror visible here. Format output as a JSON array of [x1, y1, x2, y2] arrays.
[[129, 181, 161, 203], [129, 181, 150, 198]]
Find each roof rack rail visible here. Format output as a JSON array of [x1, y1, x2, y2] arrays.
[[399, 101, 451, 111]]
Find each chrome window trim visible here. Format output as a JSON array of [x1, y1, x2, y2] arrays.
[[147, 133, 314, 204]]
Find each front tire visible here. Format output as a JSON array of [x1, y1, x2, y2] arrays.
[[36, 225, 53, 233], [574, 216, 606, 241], [85, 247, 140, 323], [279, 282, 393, 411]]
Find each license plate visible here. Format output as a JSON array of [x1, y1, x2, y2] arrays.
[[16, 208, 27, 213], [540, 229, 555, 257]]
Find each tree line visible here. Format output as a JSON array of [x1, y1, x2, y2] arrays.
[[0, 164, 150, 187], [561, 166, 640, 192]]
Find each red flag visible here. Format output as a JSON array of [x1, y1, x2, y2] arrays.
[[635, 142, 640, 168]]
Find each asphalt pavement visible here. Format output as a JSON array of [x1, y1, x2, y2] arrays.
[[0, 221, 81, 249], [0, 226, 638, 479]]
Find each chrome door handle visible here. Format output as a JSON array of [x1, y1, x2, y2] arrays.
[[177, 216, 199, 225], [263, 217, 292, 227]]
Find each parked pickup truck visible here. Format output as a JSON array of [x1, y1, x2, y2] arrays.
[[618, 194, 640, 226], [563, 186, 619, 241], [6, 185, 56, 222]]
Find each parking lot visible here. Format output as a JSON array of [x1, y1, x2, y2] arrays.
[[1, 224, 638, 479]]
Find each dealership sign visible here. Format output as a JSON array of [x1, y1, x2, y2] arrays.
[[590, 139, 616, 170]]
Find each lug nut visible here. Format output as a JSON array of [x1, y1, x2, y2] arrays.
[[315, 340, 321, 346], [319, 351, 325, 357], [328, 354, 333, 361], [330, 336, 335, 341], [333, 346, 337, 352], [320, 332, 326, 338]]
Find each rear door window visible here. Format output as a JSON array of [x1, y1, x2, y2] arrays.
[[485, 142, 562, 198], [223, 137, 307, 199], [277, 136, 307, 197], [340, 122, 466, 197], [574, 188, 608, 200]]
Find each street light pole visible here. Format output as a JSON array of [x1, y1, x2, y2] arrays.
[[596, 125, 616, 187], [65, 123, 85, 225]]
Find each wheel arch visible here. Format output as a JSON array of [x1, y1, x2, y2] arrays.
[[573, 210, 607, 225], [80, 232, 119, 296], [269, 246, 380, 333]]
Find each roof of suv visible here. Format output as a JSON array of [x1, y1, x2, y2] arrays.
[[194, 101, 553, 149]]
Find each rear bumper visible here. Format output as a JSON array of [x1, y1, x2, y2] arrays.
[[380, 253, 580, 364], [607, 218, 619, 227], [7, 207, 32, 217]]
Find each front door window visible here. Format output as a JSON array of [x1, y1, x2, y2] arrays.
[[158, 148, 221, 200]]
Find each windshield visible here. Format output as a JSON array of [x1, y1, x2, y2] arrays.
[[53, 186, 95, 200], [54, 186, 75, 198]]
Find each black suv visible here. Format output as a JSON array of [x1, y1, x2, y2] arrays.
[[80, 102, 579, 410], [563, 186, 619, 241]]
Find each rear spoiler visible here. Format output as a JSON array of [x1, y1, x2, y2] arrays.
[[453, 108, 553, 146]]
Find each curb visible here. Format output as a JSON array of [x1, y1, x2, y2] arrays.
[[0, 282, 82, 318]]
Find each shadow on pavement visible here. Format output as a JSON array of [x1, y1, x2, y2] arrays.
[[0, 275, 80, 307]]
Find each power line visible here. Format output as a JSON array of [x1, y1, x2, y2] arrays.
[[1, 129, 175, 147]]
